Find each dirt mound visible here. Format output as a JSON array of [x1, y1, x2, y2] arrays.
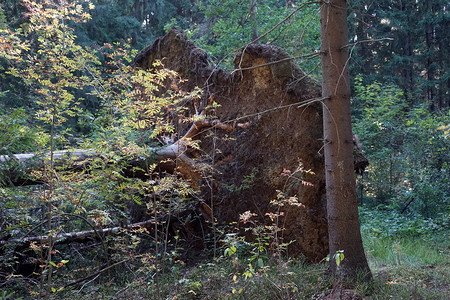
[[134, 28, 328, 261]]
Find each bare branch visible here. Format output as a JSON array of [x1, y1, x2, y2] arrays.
[[244, 1, 322, 47], [231, 52, 320, 74], [341, 37, 394, 49], [0, 217, 165, 246]]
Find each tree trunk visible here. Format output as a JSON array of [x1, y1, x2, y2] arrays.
[[0, 118, 219, 185], [355, 9, 371, 75], [250, 0, 259, 41], [402, 2, 416, 105], [320, 0, 371, 283]]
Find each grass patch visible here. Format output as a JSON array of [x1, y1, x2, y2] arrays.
[[50, 256, 333, 299], [356, 235, 449, 299], [358, 206, 449, 299], [364, 236, 449, 266]]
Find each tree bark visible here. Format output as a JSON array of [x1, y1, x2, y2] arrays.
[[320, 0, 371, 283]]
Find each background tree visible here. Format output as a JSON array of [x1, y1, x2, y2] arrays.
[[320, 0, 371, 282], [348, 0, 449, 110], [347, 0, 449, 229]]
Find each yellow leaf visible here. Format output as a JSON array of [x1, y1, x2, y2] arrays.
[[138, 120, 146, 128]]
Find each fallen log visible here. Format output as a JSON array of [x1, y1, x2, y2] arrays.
[[0, 217, 161, 246], [0, 150, 95, 166], [0, 117, 234, 186], [0, 146, 184, 172]]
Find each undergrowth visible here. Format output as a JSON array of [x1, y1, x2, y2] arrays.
[[2, 206, 447, 300]]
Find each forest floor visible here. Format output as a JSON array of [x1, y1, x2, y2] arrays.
[[1, 204, 448, 299], [109, 236, 449, 300], [97, 236, 449, 299], [4, 232, 447, 299]]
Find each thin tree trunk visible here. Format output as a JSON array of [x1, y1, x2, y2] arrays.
[[425, 0, 437, 109], [320, 0, 371, 283], [250, 0, 259, 41], [135, 0, 141, 20], [402, 2, 415, 105]]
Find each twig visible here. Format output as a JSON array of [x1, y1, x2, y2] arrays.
[[229, 96, 327, 123], [243, 1, 321, 47], [341, 37, 393, 49], [76, 273, 100, 295], [231, 52, 320, 74], [400, 196, 416, 214], [58, 257, 134, 291], [288, 61, 321, 88]]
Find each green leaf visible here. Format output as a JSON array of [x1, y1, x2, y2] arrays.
[[224, 246, 236, 257], [243, 270, 253, 280], [257, 258, 264, 268]]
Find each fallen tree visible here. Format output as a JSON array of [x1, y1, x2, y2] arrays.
[[0, 216, 162, 246], [1, 28, 369, 262], [140, 29, 322, 260], [130, 28, 368, 261], [0, 117, 237, 186]]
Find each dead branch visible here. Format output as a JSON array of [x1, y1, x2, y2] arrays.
[[231, 52, 320, 74], [0, 218, 162, 246], [41, 257, 134, 297], [341, 37, 394, 49]]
